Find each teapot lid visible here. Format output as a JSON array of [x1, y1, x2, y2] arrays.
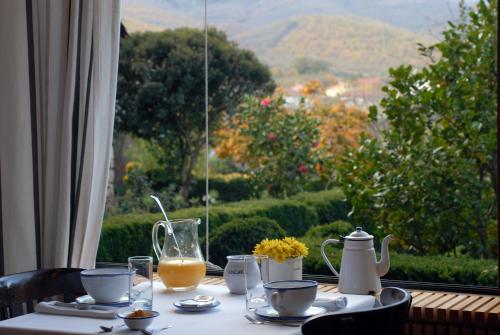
[[345, 227, 373, 241]]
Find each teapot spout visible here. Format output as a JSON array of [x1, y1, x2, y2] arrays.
[[376, 235, 394, 277]]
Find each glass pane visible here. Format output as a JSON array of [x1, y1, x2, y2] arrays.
[[101, 0, 498, 288]]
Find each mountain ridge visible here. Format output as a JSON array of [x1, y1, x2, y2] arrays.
[[121, 0, 470, 81]]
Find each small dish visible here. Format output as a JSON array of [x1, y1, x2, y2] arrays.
[[76, 294, 130, 307], [173, 299, 221, 312], [118, 310, 159, 330], [255, 305, 325, 322]]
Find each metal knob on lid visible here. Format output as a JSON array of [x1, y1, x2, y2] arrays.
[[345, 227, 373, 240]]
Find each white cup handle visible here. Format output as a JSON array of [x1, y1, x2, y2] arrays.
[[271, 291, 283, 312], [320, 239, 340, 277]]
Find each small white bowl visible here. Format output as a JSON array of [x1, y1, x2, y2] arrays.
[[80, 268, 134, 303], [118, 310, 159, 330]]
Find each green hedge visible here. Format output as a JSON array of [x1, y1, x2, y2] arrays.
[[290, 189, 351, 224], [98, 189, 347, 263], [190, 177, 256, 202], [208, 216, 285, 267], [300, 236, 498, 286], [98, 213, 161, 262], [304, 220, 354, 239], [97, 188, 498, 286]]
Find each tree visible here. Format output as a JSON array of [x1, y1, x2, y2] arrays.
[[311, 101, 372, 186], [215, 94, 372, 192], [294, 57, 331, 75], [115, 28, 275, 199], [301, 80, 323, 96], [338, 0, 497, 257], [216, 95, 322, 197], [300, 81, 373, 180]]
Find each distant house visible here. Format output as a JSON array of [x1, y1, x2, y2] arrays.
[[325, 82, 347, 98]]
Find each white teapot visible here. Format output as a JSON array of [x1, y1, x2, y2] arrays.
[[320, 227, 393, 295]]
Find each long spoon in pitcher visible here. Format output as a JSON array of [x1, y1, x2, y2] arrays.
[[150, 195, 183, 258]]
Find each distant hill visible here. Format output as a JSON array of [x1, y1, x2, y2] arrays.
[[123, 0, 470, 32], [235, 14, 435, 80], [121, 0, 472, 81]]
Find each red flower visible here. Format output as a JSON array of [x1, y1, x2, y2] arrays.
[[312, 141, 320, 149], [261, 98, 271, 107], [267, 132, 278, 141], [298, 163, 309, 174]]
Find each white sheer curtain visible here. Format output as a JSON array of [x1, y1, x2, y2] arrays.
[[0, 0, 121, 275]]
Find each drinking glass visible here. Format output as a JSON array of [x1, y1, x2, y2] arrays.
[[128, 256, 153, 310], [244, 255, 269, 311]]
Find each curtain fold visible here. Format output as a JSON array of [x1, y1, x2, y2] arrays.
[[0, 0, 121, 274]]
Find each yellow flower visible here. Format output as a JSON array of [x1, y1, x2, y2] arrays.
[[253, 237, 308, 262], [125, 161, 141, 173]]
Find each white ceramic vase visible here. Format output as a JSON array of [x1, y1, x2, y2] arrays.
[[265, 257, 302, 282]]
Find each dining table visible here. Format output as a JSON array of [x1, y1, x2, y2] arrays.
[[0, 276, 376, 335]]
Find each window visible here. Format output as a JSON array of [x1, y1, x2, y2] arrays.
[[101, 0, 498, 292]]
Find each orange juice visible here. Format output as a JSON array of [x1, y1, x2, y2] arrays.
[[158, 257, 206, 291]]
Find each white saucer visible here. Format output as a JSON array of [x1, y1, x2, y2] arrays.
[[173, 299, 221, 312], [255, 305, 326, 321], [76, 295, 130, 307]]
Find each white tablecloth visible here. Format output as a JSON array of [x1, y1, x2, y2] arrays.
[[0, 282, 375, 334]]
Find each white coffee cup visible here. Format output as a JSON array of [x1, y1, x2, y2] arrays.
[[264, 280, 318, 316]]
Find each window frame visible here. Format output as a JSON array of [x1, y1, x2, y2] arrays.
[[111, 0, 500, 296]]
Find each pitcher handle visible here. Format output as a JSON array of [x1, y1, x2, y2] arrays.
[[320, 239, 340, 277], [152, 220, 165, 261]]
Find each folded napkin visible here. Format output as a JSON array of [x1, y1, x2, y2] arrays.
[[314, 297, 348, 312], [314, 295, 377, 313], [343, 295, 377, 312], [34, 301, 118, 319]]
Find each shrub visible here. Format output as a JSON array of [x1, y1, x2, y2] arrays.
[[304, 220, 354, 239], [208, 216, 286, 267], [147, 168, 174, 190], [261, 202, 317, 236], [190, 177, 256, 202], [97, 189, 499, 287], [290, 189, 351, 224], [300, 236, 498, 287], [97, 214, 160, 262], [97, 189, 351, 263], [166, 190, 347, 237], [97, 214, 160, 263], [215, 94, 322, 198]]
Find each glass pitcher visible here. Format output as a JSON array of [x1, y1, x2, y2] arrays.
[[152, 218, 206, 291]]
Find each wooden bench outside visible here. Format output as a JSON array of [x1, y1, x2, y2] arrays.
[[198, 276, 500, 334]]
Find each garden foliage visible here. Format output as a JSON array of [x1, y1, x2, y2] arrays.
[[115, 28, 275, 200], [338, 0, 498, 257], [216, 95, 322, 197], [208, 216, 286, 267], [97, 187, 497, 286], [97, 189, 349, 262], [304, 220, 354, 240], [301, 234, 497, 286], [190, 176, 256, 203]]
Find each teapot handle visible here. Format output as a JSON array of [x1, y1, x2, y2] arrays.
[[320, 239, 340, 277], [152, 220, 165, 261]]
